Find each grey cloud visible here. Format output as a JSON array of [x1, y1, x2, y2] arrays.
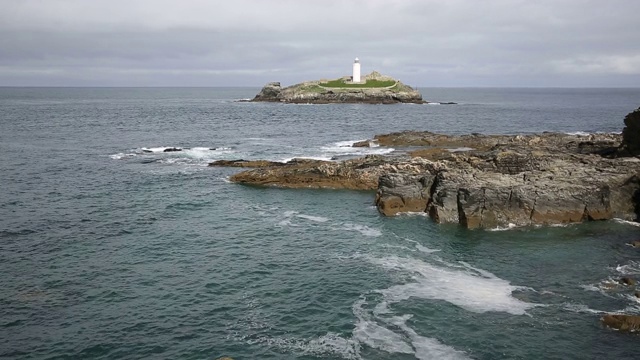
[[0, 0, 639, 86]]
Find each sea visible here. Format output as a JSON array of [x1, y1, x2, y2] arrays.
[[1, 87, 640, 360]]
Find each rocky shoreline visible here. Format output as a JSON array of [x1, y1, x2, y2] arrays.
[[211, 107, 640, 332], [213, 107, 640, 230]]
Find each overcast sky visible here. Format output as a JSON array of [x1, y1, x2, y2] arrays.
[[1, 0, 639, 87]]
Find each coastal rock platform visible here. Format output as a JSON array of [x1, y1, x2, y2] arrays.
[[215, 107, 640, 230]]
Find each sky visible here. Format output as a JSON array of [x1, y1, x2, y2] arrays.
[[1, 0, 639, 87]]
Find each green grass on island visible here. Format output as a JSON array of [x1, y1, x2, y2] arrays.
[[320, 79, 397, 88]]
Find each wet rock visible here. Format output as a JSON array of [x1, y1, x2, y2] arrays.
[[635, 291, 640, 298], [629, 240, 640, 248], [601, 314, 640, 332], [619, 277, 637, 286], [163, 147, 182, 152], [352, 140, 371, 147], [621, 107, 640, 156], [208, 159, 285, 168]]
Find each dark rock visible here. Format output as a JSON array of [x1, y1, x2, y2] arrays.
[[163, 147, 182, 152], [619, 277, 637, 286], [621, 107, 640, 156], [635, 291, 640, 298], [352, 140, 371, 148], [208, 159, 285, 168], [601, 314, 640, 332]]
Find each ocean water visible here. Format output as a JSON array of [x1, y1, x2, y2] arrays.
[[1, 87, 640, 359]]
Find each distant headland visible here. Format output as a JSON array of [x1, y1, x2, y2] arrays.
[[251, 58, 446, 104]]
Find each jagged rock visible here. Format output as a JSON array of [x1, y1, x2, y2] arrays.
[[629, 240, 640, 248], [376, 173, 436, 216], [622, 107, 640, 155], [225, 117, 640, 229], [209, 159, 285, 168], [253, 82, 282, 102], [601, 314, 640, 332], [619, 277, 637, 286]]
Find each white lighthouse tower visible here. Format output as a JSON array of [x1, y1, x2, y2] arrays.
[[352, 57, 361, 83]]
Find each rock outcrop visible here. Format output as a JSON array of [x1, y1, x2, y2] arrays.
[[218, 108, 640, 229], [621, 107, 640, 156], [601, 314, 640, 332], [251, 72, 424, 104]]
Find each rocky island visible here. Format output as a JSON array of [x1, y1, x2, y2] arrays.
[[252, 71, 426, 104]]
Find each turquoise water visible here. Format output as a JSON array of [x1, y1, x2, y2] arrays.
[[1, 88, 640, 359]]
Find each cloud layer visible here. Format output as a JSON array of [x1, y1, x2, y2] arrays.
[[1, 0, 639, 86]]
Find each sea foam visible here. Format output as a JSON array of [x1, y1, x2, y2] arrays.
[[368, 255, 536, 315]]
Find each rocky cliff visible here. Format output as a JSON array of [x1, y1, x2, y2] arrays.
[[213, 107, 640, 230], [251, 71, 424, 104]]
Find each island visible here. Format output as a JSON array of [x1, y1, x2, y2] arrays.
[[252, 58, 428, 104]]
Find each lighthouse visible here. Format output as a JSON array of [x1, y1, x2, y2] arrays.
[[352, 57, 361, 83]]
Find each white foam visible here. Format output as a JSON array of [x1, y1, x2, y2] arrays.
[[368, 255, 536, 315], [352, 299, 413, 355], [616, 261, 640, 275], [141, 146, 182, 153], [416, 244, 441, 254], [247, 333, 359, 360], [488, 223, 518, 231], [109, 153, 136, 160], [565, 131, 591, 136], [342, 223, 382, 237], [296, 214, 330, 223], [562, 303, 606, 314], [389, 316, 472, 360], [447, 147, 474, 152], [613, 218, 640, 227], [427, 102, 441, 105], [353, 299, 471, 359], [321, 140, 395, 157], [396, 211, 429, 217]]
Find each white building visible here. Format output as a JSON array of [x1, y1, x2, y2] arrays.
[[352, 58, 361, 83]]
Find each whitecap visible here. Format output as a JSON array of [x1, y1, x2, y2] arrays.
[[109, 153, 136, 160], [342, 223, 382, 237], [367, 255, 536, 315]]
